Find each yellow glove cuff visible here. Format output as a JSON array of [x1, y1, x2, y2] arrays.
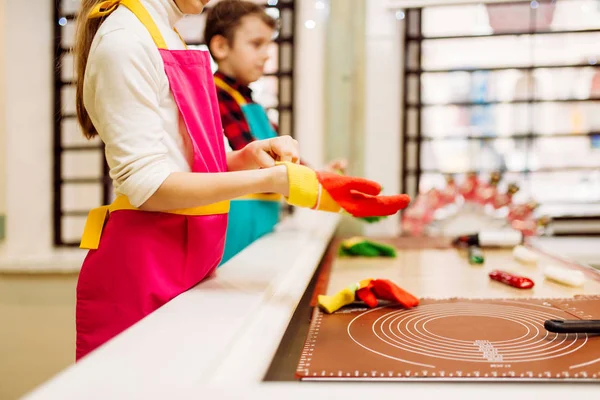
[[277, 161, 319, 208], [276, 161, 342, 213]]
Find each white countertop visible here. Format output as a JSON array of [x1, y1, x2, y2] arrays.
[[23, 208, 339, 399], [530, 236, 600, 269], [386, 0, 524, 9], [22, 211, 600, 399]]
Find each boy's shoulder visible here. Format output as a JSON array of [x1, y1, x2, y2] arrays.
[[214, 72, 254, 103]]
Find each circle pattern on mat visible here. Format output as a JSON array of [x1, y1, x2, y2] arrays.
[[347, 301, 588, 365]]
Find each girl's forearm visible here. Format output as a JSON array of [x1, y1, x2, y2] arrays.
[[139, 165, 288, 211]]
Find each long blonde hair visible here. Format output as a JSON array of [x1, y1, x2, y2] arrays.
[[74, 0, 107, 139]]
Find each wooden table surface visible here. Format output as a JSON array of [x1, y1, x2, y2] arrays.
[[324, 238, 600, 300]]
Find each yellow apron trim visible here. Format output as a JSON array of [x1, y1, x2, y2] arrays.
[[79, 206, 111, 251], [88, 0, 172, 50], [214, 77, 248, 106], [235, 193, 282, 202], [80, 196, 230, 250]]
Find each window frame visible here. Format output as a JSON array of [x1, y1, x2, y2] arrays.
[[399, 0, 600, 235]]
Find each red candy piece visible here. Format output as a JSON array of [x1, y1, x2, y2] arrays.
[[511, 218, 538, 236], [491, 183, 519, 209], [474, 172, 501, 205], [489, 270, 534, 289], [402, 216, 426, 236], [404, 202, 434, 223], [512, 216, 550, 237], [507, 201, 538, 222], [440, 178, 458, 206], [492, 192, 512, 209], [474, 184, 497, 205], [424, 189, 443, 209], [459, 173, 479, 202]]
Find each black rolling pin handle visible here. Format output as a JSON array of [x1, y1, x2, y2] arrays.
[[544, 319, 600, 334]]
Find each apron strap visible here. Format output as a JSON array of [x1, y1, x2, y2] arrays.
[[236, 193, 282, 202], [80, 196, 230, 250], [88, 0, 183, 50], [173, 28, 188, 49], [214, 76, 248, 106], [88, 0, 121, 18], [120, 0, 168, 49], [79, 206, 110, 250]]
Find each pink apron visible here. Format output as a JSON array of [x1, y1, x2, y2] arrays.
[[76, 0, 228, 361]]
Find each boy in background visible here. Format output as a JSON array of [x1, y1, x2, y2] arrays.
[[205, 0, 346, 264]]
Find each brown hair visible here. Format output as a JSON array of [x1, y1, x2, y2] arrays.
[[204, 0, 277, 60], [74, 0, 106, 139]]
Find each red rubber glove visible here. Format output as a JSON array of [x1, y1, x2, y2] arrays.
[[356, 279, 419, 308], [356, 281, 378, 308], [316, 172, 411, 218]]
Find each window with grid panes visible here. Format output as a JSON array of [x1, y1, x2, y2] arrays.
[[399, 0, 600, 234], [53, 0, 295, 246]]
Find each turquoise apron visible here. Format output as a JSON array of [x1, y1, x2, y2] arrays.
[[216, 77, 282, 265]]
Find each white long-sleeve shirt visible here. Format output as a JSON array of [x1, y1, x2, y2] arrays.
[[84, 0, 231, 207]]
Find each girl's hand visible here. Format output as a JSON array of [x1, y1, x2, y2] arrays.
[[244, 136, 300, 169]]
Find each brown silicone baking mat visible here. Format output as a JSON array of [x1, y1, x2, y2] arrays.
[[296, 296, 600, 381]]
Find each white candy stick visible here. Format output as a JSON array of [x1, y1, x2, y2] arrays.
[[543, 264, 585, 287], [512, 245, 539, 264]]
